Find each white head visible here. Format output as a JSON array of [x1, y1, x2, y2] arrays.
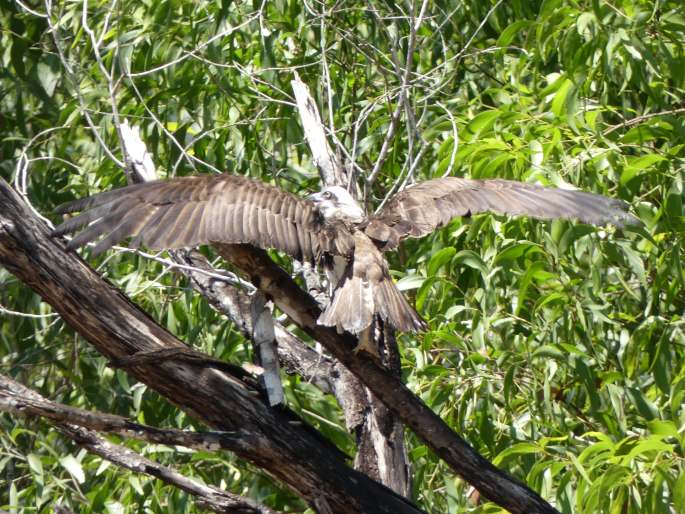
[[308, 186, 365, 224]]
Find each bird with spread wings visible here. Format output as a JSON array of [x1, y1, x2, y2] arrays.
[[53, 174, 636, 334]]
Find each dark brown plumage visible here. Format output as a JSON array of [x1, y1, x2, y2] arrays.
[[54, 175, 353, 260], [53, 174, 636, 334], [364, 178, 635, 250]]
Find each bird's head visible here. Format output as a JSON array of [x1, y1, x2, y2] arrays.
[[308, 186, 365, 224]]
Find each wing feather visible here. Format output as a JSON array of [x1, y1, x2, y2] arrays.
[[53, 174, 350, 261], [366, 177, 637, 249]]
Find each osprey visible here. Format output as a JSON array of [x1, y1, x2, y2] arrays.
[[53, 175, 635, 333]]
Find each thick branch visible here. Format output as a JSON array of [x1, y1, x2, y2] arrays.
[[0, 178, 424, 514]]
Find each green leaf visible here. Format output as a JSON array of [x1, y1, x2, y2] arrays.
[[37, 56, 60, 97], [674, 472, 685, 512], [454, 250, 489, 276], [493, 442, 541, 465], [60, 455, 85, 484], [551, 78, 574, 118], [396, 274, 426, 291], [620, 154, 666, 185], [105, 501, 125, 514], [466, 110, 501, 136], [622, 437, 673, 464], [497, 20, 530, 47], [129, 475, 145, 495], [494, 242, 543, 264], [427, 247, 456, 276], [626, 388, 659, 420], [27, 453, 44, 485]]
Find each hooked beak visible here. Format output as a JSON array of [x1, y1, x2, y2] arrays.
[[307, 192, 323, 202]]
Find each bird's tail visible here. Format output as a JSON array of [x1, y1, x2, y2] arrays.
[[374, 278, 427, 332], [318, 274, 426, 334], [318, 275, 374, 334]]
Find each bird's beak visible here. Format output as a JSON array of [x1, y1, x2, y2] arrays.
[[307, 192, 322, 202]]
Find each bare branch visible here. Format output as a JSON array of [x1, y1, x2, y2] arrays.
[[604, 107, 685, 135], [0, 374, 256, 454], [366, 2, 424, 189], [0, 374, 280, 513], [44, 0, 124, 169], [126, 3, 267, 78], [60, 423, 282, 514], [291, 74, 348, 188]]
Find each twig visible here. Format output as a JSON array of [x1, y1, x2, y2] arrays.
[[438, 101, 459, 177], [0, 375, 275, 514], [604, 107, 685, 135], [82, 0, 128, 176], [44, 0, 125, 169], [0, 373, 257, 453], [0, 304, 58, 319], [57, 426, 281, 514]]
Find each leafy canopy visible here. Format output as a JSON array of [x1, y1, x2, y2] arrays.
[[1, 0, 684, 512]]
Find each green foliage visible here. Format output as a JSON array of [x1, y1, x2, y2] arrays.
[[1, 0, 684, 512]]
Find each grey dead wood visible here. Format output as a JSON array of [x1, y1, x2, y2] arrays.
[[291, 75, 410, 496]]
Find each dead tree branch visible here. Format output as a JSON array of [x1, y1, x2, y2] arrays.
[[0, 178, 425, 514], [0, 374, 280, 514]]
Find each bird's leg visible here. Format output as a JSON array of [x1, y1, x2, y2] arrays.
[[354, 323, 381, 360]]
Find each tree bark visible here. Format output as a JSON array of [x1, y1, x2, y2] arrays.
[[0, 176, 560, 514]]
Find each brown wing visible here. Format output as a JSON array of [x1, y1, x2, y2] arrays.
[[53, 174, 353, 261], [365, 177, 637, 250]]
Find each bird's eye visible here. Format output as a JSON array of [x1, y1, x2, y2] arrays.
[[322, 191, 332, 200]]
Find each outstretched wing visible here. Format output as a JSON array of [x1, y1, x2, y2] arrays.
[[365, 177, 637, 250], [53, 174, 353, 260]]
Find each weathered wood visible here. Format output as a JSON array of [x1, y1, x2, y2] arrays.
[[251, 292, 284, 406], [353, 324, 411, 498], [214, 243, 560, 514], [291, 74, 348, 189], [0, 178, 425, 514]]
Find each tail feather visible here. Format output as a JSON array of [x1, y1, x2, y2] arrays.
[[375, 279, 427, 332], [318, 276, 374, 333], [319, 274, 426, 333]]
